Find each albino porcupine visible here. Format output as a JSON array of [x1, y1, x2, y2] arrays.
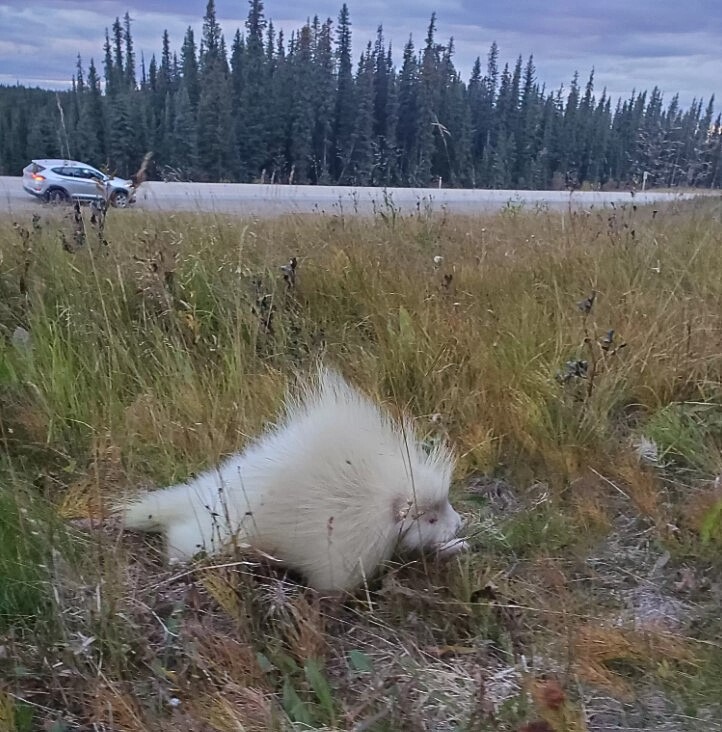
[[120, 367, 467, 591]]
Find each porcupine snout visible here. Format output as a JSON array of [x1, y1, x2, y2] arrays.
[[437, 504, 468, 557]]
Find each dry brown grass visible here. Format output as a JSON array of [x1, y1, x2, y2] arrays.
[[570, 623, 696, 698]]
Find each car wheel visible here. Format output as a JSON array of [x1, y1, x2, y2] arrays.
[[110, 190, 130, 208], [45, 188, 69, 204]]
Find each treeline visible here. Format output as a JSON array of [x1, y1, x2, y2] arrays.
[[1, 0, 720, 189]]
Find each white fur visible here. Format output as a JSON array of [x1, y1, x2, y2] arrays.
[[120, 367, 467, 591]]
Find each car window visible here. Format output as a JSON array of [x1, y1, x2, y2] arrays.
[[77, 169, 96, 179]]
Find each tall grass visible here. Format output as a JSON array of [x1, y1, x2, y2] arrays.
[[0, 197, 721, 729]]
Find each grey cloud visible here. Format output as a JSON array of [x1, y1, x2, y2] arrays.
[[449, 0, 722, 36], [41, 0, 202, 16], [0, 0, 719, 106]]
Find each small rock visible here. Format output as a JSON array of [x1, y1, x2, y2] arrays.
[[12, 325, 31, 350]]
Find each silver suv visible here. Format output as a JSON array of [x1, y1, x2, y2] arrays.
[[22, 159, 135, 208]]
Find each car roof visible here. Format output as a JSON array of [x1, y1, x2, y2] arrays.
[[31, 159, 93, 168]]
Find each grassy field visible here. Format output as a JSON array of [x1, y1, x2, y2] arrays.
[[0, 194, 721, 731]]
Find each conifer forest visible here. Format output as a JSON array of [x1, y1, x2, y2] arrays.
[[0, 0, 720, 189]]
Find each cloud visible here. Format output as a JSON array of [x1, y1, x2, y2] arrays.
[[0, 0, 719, 107]]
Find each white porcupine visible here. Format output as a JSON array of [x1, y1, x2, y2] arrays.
[[119, 367, 468, 592]]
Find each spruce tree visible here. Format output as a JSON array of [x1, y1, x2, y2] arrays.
[[124, 12, 136, 90], [371, 27, 397, 184], [111, 17, 125, 89], [266, 29, 292, 182], [158, 30, 173, 100], [238, 0, 270, 180], [288, 24, 315, 183], [515, 55, 540, 187], [103, 30, 115, 94], [107, 92, 134, 175], [415, 14, 440, 186], [560, 71, 581, 185], [76, 59, 105, 164], [312, 18, 336, 183], [381, 45, 400, 184], [350, 45, 376, 184], [172, 83, 198, 178], [396, 36, 419, 184], [181, 27, 200, 110], [196, 0, 238, 180], [333, 3, 355, 183]]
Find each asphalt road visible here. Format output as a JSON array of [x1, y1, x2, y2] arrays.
[[0, 175, 706, 217]]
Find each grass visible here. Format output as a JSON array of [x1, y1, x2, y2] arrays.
[[0, 194, 721, 730]]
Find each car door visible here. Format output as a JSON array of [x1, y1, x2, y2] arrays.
[[52, 167, 81, 197], [74, 167, 103, 199]]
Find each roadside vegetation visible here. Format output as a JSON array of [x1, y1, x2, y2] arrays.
[[0, 194, 721, 730]]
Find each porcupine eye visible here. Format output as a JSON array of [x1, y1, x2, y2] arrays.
[[427, 515, 438, 524]]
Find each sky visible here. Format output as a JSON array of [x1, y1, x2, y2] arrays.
[[0, 0, 720, 110]]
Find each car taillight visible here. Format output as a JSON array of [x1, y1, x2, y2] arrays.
[[32, 174, 45, 181]]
